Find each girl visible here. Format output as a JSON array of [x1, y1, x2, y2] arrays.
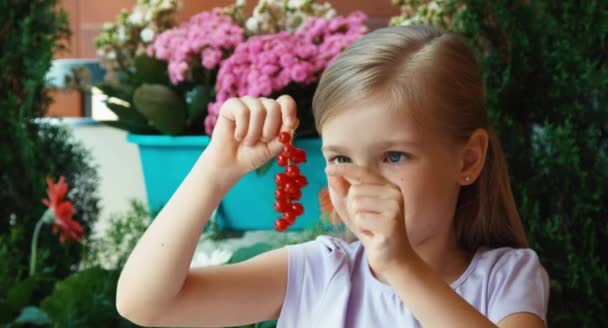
[[116, 25, 549, 327]]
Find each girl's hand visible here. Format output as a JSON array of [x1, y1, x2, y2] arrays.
[[205, 95, 299, 178], [326, 164, 415, 279]]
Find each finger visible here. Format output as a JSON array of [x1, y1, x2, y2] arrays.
[[276, 95, 298, 130], [328, 176, 350, 197], [351, 213, 383, 238], [259, 98, 282, 142], [220, 98, 250, 141], [349, 184, 402, 200], [352, 212, 388, 238], [349, 196, 402, 219], [325, 164, 387, 185], [240, 96, 266, 146]]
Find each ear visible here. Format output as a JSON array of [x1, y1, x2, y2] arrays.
[[458, 128, 489, 186]]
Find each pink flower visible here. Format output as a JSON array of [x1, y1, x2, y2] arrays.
[[204, 12, 368, 135], [148, 8, 244, 84]]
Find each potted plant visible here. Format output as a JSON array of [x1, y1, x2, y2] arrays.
[[95, 0, 368, 230]]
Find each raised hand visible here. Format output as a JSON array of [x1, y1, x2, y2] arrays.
[[326, 164, 414, 278], [205, 95, 299, 177]]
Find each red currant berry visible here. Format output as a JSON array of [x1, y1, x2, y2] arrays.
[[285, 164, 300, 177], [275, 173, 288, 185], [291, 203, 304, 216], [293, 175, 308, 188], [277, 154, 289, 166], [284, 182, 297, 194], [273, 197, 291, 213], [278, 131, 291, 144], [275, 219, 289, 232], [283, 211, 296, 224], [288, 188, 302, 200], [291, 149, 307, 164], [274, 189, 286, 199], [282, 144, 295, 158]]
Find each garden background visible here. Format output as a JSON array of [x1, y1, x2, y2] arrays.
[[0, 0, 606, 327]]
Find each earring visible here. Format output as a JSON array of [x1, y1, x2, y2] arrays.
[[465, 176, 471, 183]]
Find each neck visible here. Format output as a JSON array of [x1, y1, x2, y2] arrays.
[[413, 229, 470, 285]]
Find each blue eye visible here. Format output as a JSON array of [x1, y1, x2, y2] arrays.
[[384, 152, 408, 163]]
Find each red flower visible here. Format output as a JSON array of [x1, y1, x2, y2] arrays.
[[43, 176, 84, 243]]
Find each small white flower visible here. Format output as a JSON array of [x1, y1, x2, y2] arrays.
[[144, 10, 154, 22], [287, 0, 307, 9], [324, 8, 337, 19], [96, 48, 105, 57], [160, 0, 174, 10], [191, 249, 233, 268], [140, 27, 155, 43], [428, 1, 440, 11], [128, 11, 144, 25], [246, 16, 259, 32], [106, 50, 117, 60], [117, 26, 126, 42], [236, 0, 246, 7]]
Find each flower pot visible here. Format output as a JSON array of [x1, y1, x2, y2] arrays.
[[127, 133, 327, 231]]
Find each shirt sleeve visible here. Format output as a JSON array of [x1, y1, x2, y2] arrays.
[[278, 235, 351, 327], [487, 248, 550, 324]]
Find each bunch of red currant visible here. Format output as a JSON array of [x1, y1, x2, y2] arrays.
[[274, 131, 308, 232]]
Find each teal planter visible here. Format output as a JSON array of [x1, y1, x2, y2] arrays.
[[127, 133, 327, 231]]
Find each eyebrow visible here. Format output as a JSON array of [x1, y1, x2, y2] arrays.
[[322, 139, 418, 152]]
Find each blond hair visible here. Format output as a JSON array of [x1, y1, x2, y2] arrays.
[[313, 25, 528, 253]]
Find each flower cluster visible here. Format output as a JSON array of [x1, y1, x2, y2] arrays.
[[147, 8, 245, 85], [95, 0, 179, 81], [245, 0, 337, 35], [389, 0, 454, 28], [205, 11, 368, 135]]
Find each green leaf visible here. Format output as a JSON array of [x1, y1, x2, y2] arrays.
[[105, 102, 148, 125], [13, 306, 51, 325], [40, 267, 129, 327], [95, 81, 133, 102], [0, 298, 18, 324], [228, 243, 274, 264], [255, 159, 273, 176], [133, 55, 170, 85], [186, 85, 212, 122], [7, 275, 48, 310], [133, 83, 188, 135]]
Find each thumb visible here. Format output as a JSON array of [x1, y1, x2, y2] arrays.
[[328, 175, 350, 197]]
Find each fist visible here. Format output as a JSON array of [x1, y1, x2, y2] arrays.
[[205, 95, 299, 176]]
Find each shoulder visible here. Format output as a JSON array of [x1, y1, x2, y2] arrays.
[[475, 247, 550, 324], [476, 247, 544, 274]]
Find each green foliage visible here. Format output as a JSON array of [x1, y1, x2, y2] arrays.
[[97, 54, 213, 136], [449, 0, 608, 326], [83, 200, 149, 270], [0, 122, 101, 285], [133, 83, 188, 135], [40, 266, 137, 328], [0, 0, 100, 319]]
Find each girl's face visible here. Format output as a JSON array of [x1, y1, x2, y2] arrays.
[[321, 103, 463, 247]]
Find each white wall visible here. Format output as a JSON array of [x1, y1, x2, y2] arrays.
[[64, 119, 148, 235]]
